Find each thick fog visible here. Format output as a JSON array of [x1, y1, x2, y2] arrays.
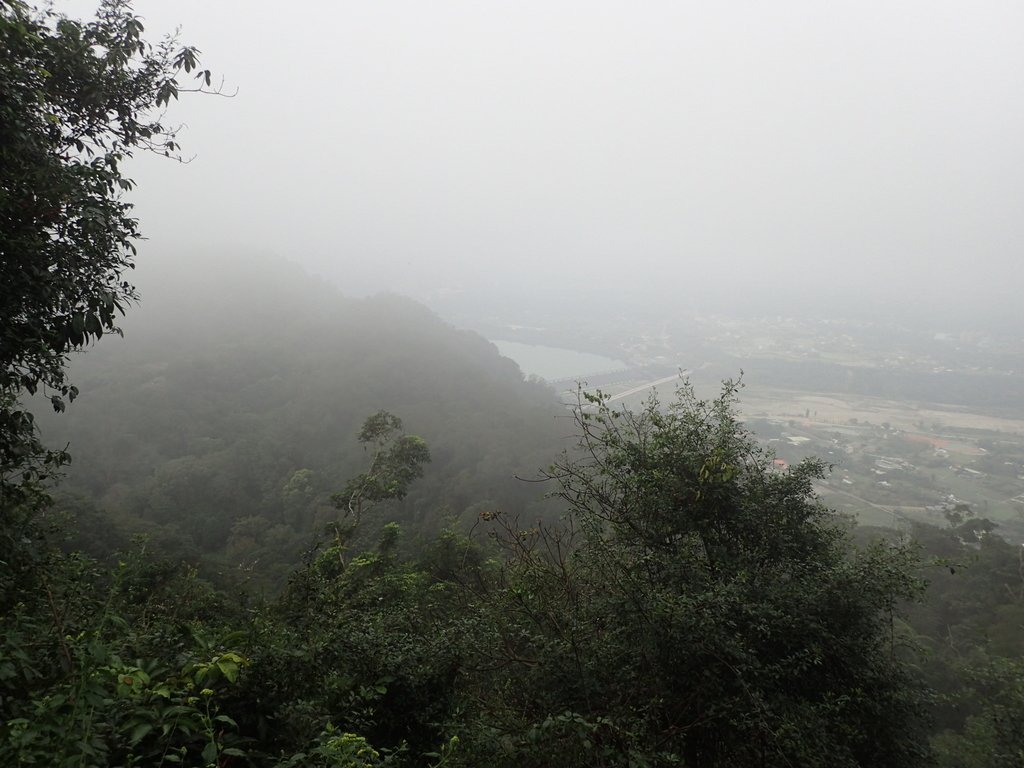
[[89, 0, 1024, 326]]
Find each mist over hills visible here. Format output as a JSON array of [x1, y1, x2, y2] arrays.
[[6, 0, 1024, 761], [19, 249, 1024, 765], [36, 252, 568, 585], [35, 248, 1020, 581]]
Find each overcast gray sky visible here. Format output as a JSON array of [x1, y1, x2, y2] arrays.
[[87, 1, 1024, 321]]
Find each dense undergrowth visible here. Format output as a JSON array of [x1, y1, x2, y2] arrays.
[[4, 387, 1024, 766]]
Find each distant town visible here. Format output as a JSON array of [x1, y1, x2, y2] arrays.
[[434, 296, 1024, 543]]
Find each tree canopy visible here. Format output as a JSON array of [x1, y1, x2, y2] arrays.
[[333, 410, 432, 527], [0, 0, 213, 502], [446, 383, 930, 766]]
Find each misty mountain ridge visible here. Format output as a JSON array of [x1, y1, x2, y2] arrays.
[[37, 250, 567, 585]]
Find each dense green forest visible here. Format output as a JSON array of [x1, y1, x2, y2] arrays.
[[11, 375, 1024, 767], [2, 2, 1023, 766], [33, 255, 568, 589]]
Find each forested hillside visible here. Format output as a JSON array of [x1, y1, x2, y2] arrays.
[[14, 256, 1024, 767], [3, 2, 1023, 766], [35, 254, 567, 586]]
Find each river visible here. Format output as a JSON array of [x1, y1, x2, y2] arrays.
[[492, 340, 626, 381]]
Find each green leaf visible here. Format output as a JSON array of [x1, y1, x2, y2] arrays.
[[129, 722, 153, 744], [216, 659, 239, 683], [201, 740, 218, 764]]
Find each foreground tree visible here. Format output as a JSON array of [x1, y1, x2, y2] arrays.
[[0, 0, 218, 616], [456, 382, 930, 767], [0, 0, 216, 504], [1, 3, 235, 762]]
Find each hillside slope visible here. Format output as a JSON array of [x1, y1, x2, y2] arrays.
[[36, 252, 568, 584]]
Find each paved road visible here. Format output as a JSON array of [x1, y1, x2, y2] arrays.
[[813, 482, 910, 525], [607, 371, 691, 402]]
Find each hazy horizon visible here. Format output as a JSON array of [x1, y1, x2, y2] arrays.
[[65, 0, 1024, 331]]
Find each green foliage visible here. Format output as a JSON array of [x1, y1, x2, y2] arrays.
[[897, 519, 1024, 764], [274, 725, 393, 767], [933, 657, 1024, 768], [0, 0, 212, 488], [333, 411, 432, 527], [0, 0, 215, 628], [0, 541, 250, 767], [15, 379, 1024, 767], [453, 382, 931, 766], [245, 528, 464, 761]]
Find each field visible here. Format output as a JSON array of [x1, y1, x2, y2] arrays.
[[738, 388, 1024, 436], [738, 386, 1024, 539]]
